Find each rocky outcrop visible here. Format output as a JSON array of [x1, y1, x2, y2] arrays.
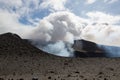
[[73, 39, 120, 57], [73, 40, 107, 57]]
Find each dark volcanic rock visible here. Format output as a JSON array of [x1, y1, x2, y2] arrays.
[[73, 40, 98, 52], [73, 40, 120, 57], [0, 32, 53, 57], [73, 40, 107, 57]]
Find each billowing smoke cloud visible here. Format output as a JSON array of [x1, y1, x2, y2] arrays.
[[28, 11, 86, 57], [82, 24, 120, 47], [28, 11, 120, 57], [81, 11, 120, 47]]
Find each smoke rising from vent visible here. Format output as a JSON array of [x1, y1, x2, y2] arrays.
[[43, 41, 74, 57], [26, 11, 120, 57], [29, 11, 86, 57]]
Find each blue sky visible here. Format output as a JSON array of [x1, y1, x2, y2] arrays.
[[66, 0, 120, 16], [20, 0, 120, 24], [0, 0, 120, 26]]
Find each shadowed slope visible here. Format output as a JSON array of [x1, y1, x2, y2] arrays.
[[0, 32, 52, 56]]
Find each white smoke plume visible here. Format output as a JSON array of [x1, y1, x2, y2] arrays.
[[27, 13, 120, 58], [28, 11, 120, 57], [43, 41, 74, 57], [81, 11, 120, 47], [82, 24, 120, 47], [81, 15, 120, 57], [28, 11, 86, 57]]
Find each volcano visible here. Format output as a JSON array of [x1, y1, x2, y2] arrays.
[[0, 32, 120, 58], [0, 33, 120, 80]]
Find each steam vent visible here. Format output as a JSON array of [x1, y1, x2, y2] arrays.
[[0, 33, 120, 80]]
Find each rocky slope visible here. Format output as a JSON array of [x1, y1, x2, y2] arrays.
[[0, 33, 120, 80], [73, 40, 120, 57], [73, 40, 107, 57]]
